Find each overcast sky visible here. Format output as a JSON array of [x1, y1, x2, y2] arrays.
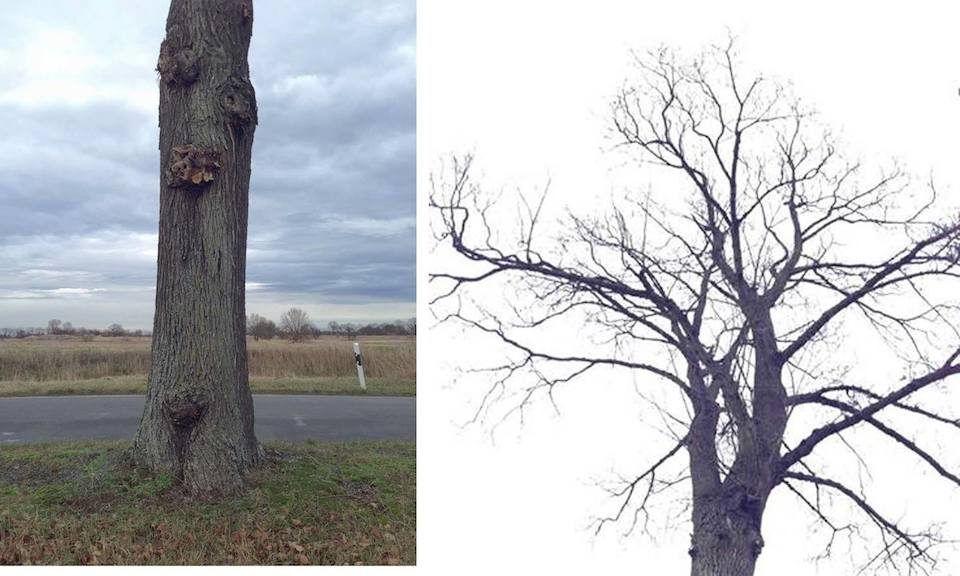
[[0, 0, 414, 330]]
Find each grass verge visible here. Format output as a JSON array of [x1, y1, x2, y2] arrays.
[[0, 440, 415, 565], [0, 376, 415, 398]]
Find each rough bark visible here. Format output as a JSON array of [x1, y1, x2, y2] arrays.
[[690, 488, 765, 576], [134, 0, 261, 496]]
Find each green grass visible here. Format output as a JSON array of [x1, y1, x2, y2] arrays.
[[0, 440, 415, 565], [0, 375, 416, 398]]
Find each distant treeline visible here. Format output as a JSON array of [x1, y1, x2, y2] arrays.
[[0, 312, 416, 341], [247, 308, 416, 341], [0, 320, 148, 339]]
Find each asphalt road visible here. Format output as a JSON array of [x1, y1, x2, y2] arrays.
[[0, 395, 415, 444]]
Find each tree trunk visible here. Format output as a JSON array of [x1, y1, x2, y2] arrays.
[[689, 487, 766, 576], [134, 0, 261, 496]]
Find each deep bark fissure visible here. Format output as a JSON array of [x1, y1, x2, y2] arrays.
[[134, 0, 261, 496]]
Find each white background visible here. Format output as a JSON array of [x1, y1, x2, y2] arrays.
[[418, 1, 960, 575]]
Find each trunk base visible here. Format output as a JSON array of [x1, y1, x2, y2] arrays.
[[133, 383, 262, 496]]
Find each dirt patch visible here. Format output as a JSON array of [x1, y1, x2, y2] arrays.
[[0, 453, 98, 487], [341, 479, 378, 504]]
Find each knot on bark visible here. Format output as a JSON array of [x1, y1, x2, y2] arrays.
[[168, 145, 222, 189], [221, 78, 257, 126], [723, 484, 765, 527], [240, 0, 253, 21], [750, 534, 765, 557], [157, 40, 199, 86], [164, 397, 208, 428]]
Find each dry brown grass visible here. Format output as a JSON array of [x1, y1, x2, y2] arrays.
[[247, 337, 415, 379], [0, 335, 416, 382]]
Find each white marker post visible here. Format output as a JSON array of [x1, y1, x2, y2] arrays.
[[353, 342, 366, 391]]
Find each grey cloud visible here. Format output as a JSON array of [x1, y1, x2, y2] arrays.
[[0, 103, 157, 238]]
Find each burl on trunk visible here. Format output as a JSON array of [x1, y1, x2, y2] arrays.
[[134, 0, 261, 495]]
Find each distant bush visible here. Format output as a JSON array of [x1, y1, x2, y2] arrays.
[[246, 314, 277, 340]]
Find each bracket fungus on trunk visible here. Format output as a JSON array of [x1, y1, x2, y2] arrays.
[[167, 144, 222, 189]]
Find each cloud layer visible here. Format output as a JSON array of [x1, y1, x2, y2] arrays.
[[0, 0, 415, 329]]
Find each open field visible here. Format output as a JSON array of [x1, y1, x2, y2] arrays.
[[0, 336, 415, 397], [0, 440, 415, 565]]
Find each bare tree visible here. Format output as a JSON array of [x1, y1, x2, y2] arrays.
[[280, 307, 312, 342], [134, 0, 261, 496], [46, 319, 62, 335], [246, 313, 277, 340], [431, 41, 960, 576]]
